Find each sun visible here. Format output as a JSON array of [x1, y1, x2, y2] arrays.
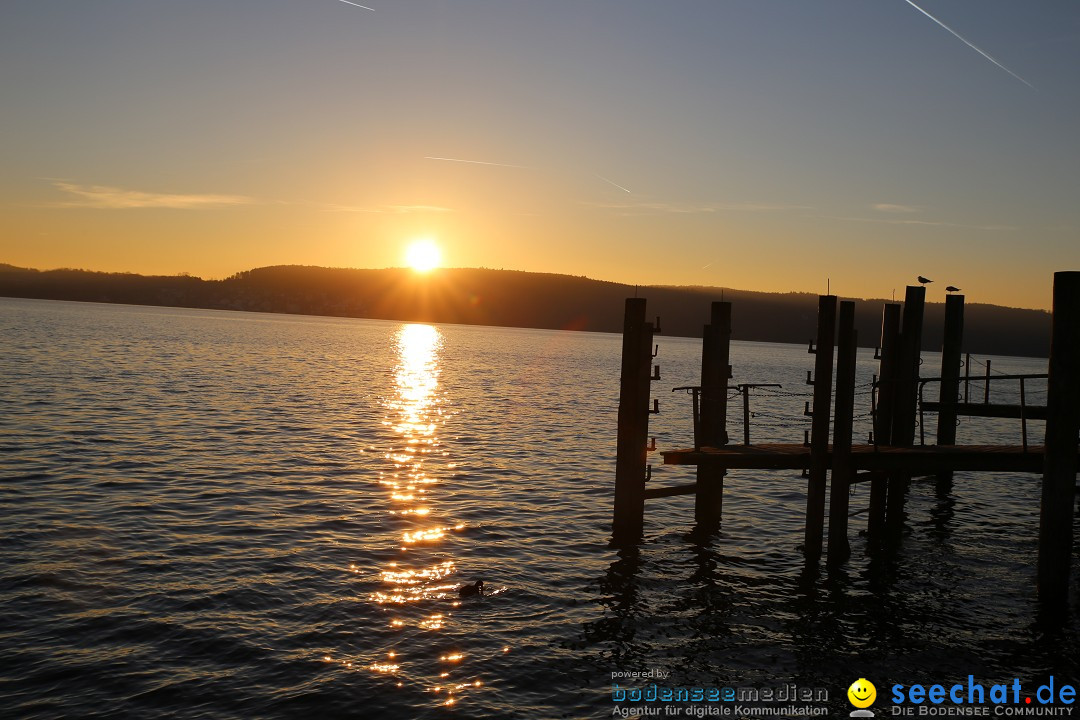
[[405, 239, 441, 273]]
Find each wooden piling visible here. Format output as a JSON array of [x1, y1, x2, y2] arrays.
[[893, 286, 926, 445], [695, 302, 732, 525], [741, 385, 751, 446], [804, 295, 837, 562], [964, 352, 971, 403], [868, 303, 901, 542], [936, 293, 965, 486], [1037, 271, 1080, 606], [886, 286, 925, 539], [613, 298, 654, 542], [827, 301, 857, 565]]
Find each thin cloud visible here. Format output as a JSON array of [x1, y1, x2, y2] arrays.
[[839, 215, 1015, 231], [52, 181, 254, 209], [306, 203, 380, 214], [586, 200, 812, 214], [873, 203, 920, 214], [425, 156, 532, 170], [389, 204, 453, 214], [587, 201, 716, 214], [427, 155, 631, 194], [309, 201, 453, 214], [719, 202, 813, 212]]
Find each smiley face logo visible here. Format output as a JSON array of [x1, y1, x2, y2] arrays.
[[848, 678, 876, 708]]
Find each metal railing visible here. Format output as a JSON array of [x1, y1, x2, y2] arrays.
[[915, 373, 1048, 449], [673, 383, 781, 448]]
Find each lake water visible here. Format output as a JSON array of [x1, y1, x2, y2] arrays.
[[1, 298, 1077, 719]]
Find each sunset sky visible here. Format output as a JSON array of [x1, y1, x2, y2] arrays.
[[2, 1, 1078, 309]]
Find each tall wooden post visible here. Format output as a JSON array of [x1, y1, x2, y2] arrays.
[[886, 286, 925, 538], [804, 295, 837, 563], [696, 301, 731, 525], [868, 303, 901, 542], [936, 293, 965, 485], [828, 301, 857, 565], [613, 298, 654, 542], [1037, 271, 1080, 607]]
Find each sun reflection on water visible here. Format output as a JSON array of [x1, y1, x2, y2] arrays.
[[379, 325, 444, 512], [390, 324, 441, 443], [379, 560, 456, 588], [401, 527, 448, 544], [419, 614, 444, 630], [352, 324, 484, 707]]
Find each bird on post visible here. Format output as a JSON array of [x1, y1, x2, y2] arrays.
[[946, 286, 961, 293], [917, 276, 933, 285]]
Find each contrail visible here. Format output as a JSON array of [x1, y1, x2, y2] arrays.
[[902, 0, 1034, 89], [337, 0, 375, 10], [424, 156, 532, 170], [596, 174, 631, 194]]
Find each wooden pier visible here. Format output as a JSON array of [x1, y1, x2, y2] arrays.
[[662, 443, 1049, 473], [612, 271, 1080, 608]]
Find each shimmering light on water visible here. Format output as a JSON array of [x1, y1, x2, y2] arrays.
[[401, 527, 449, 544], [372, 322, 484, 703], [368, 661, 401, 674], [420, 614, 445, 630]]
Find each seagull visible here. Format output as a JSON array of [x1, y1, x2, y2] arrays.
[[917, 276, 933, 285], [946, 286, 961, 293]]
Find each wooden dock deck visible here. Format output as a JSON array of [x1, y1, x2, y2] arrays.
[[662, 444, 1048, 473]]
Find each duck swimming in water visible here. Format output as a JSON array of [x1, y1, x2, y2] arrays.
[[458, 580, 484, 597]]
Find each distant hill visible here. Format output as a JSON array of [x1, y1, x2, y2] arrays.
[[0, 263, 1051, 358]]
